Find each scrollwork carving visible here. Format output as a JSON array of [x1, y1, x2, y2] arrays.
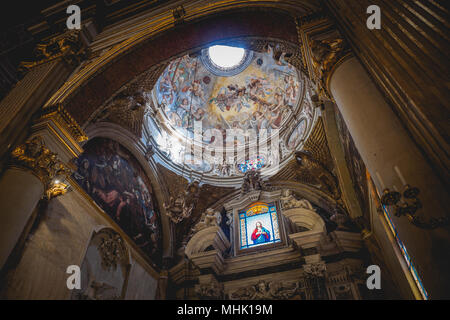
[[164, 181, 200, 224]]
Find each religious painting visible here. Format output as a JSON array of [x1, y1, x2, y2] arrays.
[[287, 118, 307, 150], [73, 138, 162, 265], [334, 107, 370, 220], [154, 45, 301, 145], [239, 202, 281, 249]]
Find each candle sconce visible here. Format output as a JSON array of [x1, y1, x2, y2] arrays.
[[381, 185, 449, 230]]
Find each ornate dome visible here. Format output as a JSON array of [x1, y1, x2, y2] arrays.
[[143, 44, 318, 185]]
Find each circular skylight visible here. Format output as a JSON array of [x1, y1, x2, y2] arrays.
[[208, 45, 245, 69]]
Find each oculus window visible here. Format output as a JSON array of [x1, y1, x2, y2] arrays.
[[208, 45, 245, 69], [239, 202, 281, 250]]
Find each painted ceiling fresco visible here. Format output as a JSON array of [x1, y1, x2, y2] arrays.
[[154, 46, 301, 142], [146, 45, 317, 180]]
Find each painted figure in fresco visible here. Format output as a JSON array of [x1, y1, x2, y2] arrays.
[[155, 47, 300, 140], [73, 138, 161, 261], [175, 98, 191, 128], [251, 221, 270, 244]]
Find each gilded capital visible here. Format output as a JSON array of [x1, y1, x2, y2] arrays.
[[19, 30, 88, 74], [10, 136, 72, 189], [309, 37, 352, 98]]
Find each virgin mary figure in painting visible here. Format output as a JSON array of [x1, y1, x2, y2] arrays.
[[251, 221, 271, 244]]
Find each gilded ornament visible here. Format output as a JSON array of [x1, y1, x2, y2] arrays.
[[10, 136, 71, 188]]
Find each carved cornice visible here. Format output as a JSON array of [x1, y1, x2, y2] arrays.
[[40, 104, 88, 143], [303, 118, 334, 172], [9, 136, 72, 189], [19, 30, 88, 74]]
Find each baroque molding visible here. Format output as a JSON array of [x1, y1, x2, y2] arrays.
[[45, 181, 70, 200], [240, 170, 266, 196], [40, 104, 88, 143], [97, 229, 129, 271], [281, 190, 315, 211], [195, 276, 224, 300], [229, 280, 300, 300]]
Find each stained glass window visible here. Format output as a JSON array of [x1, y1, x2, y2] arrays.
[[381, 204, 428, 300], [238, 156, 265, 173], [239, 202, 281, 249]]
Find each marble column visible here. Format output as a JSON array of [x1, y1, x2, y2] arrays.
[[0, 102, 86, 271], [328, 55, 450, 298], [325, 0, 450, 183], [0, 137, 71, 270]]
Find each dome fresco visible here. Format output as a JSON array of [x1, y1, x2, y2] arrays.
[[147, 45, 317, 180], [154, 45, 300, 142]]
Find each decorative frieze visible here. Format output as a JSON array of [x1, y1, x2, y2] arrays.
[[229, 280, 300, 300], [195, 275, 224, 300]]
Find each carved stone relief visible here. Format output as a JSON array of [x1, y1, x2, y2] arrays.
[[71, 228, 129, 300]]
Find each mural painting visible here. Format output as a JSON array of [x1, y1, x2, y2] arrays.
[[73, 138, 162, 264]]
